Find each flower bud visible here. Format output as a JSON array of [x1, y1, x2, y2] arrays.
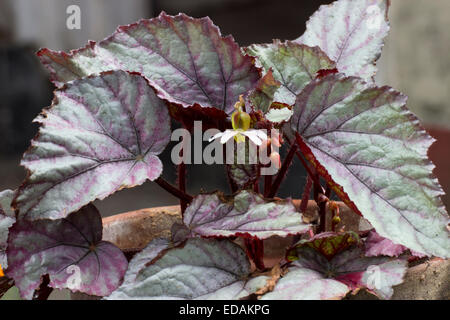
[[270, 151, 281, 169], [332, 215, 341, 225], [231, 95, 251, 131]]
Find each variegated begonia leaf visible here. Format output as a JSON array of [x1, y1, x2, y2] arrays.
[[14, 70, 171, 220], [263, 233, 407, 300], [365, 230, 407, 257], [6, 205, 128, 300], [291, 74, 450, 258], [0, 190, 15, 270], [119, 238, 169, 287], [106, 238, 268, 300], [295, 0, 389, 81], [246, 41, 336, 106], [37, 12, 260, 117], [183, 191, 310, 239], [246, 70, 281, 113]]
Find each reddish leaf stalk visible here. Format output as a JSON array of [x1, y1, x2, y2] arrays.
[[0, 277, 14, 299], [263, 174, 272, 198], [330, 201, 340, 232], [178, 162, 187, 213], [267, 143, 298, 198], [293, 175, 314, 245], [244, 238, 265, 270], [33, 275, 53, 300], [300, 175, 313, 214], [253, 176, 260, 193], [313, 176, 328, 234], [155, 177, 193, 204], [325, 184, 331, 198]]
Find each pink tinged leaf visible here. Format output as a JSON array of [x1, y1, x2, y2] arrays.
[[291, 74, 450, 258], [246, 41, 336, 105], [106, 238, 268, 300], [5, 205, 128, 300], [365, 230, 430, 258], [14, 70, 171, 220], [365, 230, 407, 257], [37, 12, 261, 116], [296, 0, 390, 81], [360, 260, 408, 299], [183, 191, 311, 240], [0, 190, 16, 269], [333, 247, 407, 299]]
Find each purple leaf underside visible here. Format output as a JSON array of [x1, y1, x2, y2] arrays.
[[6, 205, 128, 300], [14, 70, 171, 220]]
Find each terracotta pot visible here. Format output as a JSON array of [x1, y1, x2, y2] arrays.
[[92, 201, 450, 300]]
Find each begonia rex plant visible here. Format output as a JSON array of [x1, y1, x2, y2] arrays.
[[0, 0, 448, 300]]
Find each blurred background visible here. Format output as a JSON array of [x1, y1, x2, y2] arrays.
[[0, 0, 449, 218]]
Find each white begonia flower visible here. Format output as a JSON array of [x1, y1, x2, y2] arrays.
[[209, 129, 268, 146]]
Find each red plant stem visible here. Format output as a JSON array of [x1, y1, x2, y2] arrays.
[[292, 175, 314, 245], [263, 174, 272, 197], [285, 134, 329, 233], [267, 142, 298, 198], [155, 177, 193, 204], [33, 275, 53, 300], [178, 162, 187, 213], [284, 134, 319, 186], [317, 200, 327, 233], [253, 178, 260, 193], [325, 183, 331, 198], [313, 175, 327, 233], [0, 277, 14, 299], [244, 238, 265, 270], [300, 175, 313, 214]]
